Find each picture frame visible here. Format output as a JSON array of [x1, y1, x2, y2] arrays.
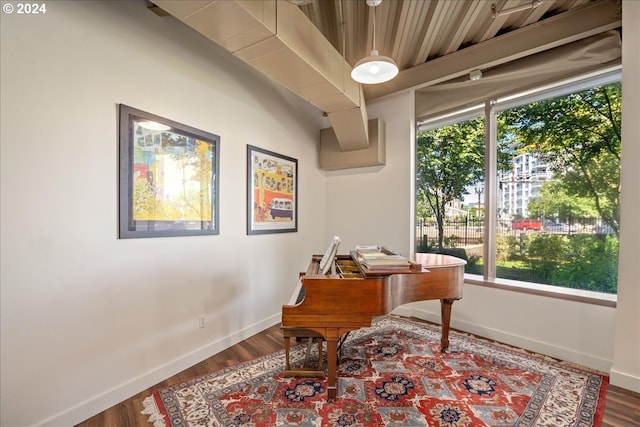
[[247, 145, 298, 235], [118, 104, 220, 239]]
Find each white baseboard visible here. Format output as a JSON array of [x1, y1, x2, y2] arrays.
[[407, 306, 614, 374], [390, 306, 414, 318], [609, 368, 640, 393], [35, 314, 281, 427]]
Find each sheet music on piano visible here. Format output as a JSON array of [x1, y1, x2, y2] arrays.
[[289, 236, 341, 306], [318, 236, 341, 275]]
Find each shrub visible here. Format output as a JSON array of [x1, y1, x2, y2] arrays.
[[555, 235, 618, 293], [496, 234, 518, 261], [524, 235, 570, 283]]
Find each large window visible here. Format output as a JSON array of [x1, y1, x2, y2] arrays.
[[416, 115, 485, 264], [416, 70, 621, 298]]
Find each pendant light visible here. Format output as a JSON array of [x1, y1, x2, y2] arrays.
[[351, 0, 398, 85]]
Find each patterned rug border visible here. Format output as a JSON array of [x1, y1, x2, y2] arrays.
[[142, 315, 609, 427]]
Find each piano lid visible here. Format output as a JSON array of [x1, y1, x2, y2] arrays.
[[414, 253, 467, 269]]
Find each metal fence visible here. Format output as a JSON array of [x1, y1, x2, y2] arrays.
[[417, 217, 484, 249], [416, 217, 614, 250]]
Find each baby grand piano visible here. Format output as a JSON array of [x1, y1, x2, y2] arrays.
[[281, 249, 466, 399]]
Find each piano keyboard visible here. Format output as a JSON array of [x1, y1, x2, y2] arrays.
[[288, 278, 305, 305]]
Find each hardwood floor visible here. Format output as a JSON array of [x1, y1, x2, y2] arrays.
[[76, 320, 640, 427], [603, 385, 640, 427]]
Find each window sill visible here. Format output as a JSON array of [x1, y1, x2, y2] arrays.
[[464, 274, 617, 307]]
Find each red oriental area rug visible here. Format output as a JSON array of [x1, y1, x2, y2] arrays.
[[142, 315, 607, 427]]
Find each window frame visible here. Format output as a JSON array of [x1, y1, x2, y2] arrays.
[[416, 66, 621, 307]]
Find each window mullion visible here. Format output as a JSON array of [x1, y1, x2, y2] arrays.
[[484, 100, 497, 281]]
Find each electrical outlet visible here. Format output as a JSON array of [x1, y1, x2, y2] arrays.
[[199, 315, 205, 329]]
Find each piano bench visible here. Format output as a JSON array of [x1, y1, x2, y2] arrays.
[[281, 327, 325, 378]]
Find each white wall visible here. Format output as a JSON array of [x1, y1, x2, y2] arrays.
[[610, 0, 640, 393], [0, 2, 328, 426], [325, 92, 416, 257]]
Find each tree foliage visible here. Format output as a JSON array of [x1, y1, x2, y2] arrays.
[[417, 117, 513, 250], [502, 82, 621, 234], [527, 181, 598, 220], [416, 118, 485, 250], [523, 234, 617, 293], [415, 82, 621, 293]]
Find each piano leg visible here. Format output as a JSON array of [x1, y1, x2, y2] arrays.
[[440, 299, 455, 351], [281, 328, 325, 377], [326, 338, 338, 400], [284, 336, 292, 371]]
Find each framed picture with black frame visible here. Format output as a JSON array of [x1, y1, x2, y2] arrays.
[[118, 104, 220, 238], [247, 145, 298, 235]]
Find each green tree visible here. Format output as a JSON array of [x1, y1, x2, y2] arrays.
[[527, 181, 598, 220], [503, 83, 621, 235], [416, 118, 485, 251]]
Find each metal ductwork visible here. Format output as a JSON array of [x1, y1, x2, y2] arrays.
[[151, 0, 385, 170]]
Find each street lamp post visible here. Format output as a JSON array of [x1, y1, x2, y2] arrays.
[[475, 184, 484, 220], [475, 183, 484, 232]]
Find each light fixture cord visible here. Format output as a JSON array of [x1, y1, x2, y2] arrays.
[[372, 3, 376, 52], [339, 0, 345, 57]]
